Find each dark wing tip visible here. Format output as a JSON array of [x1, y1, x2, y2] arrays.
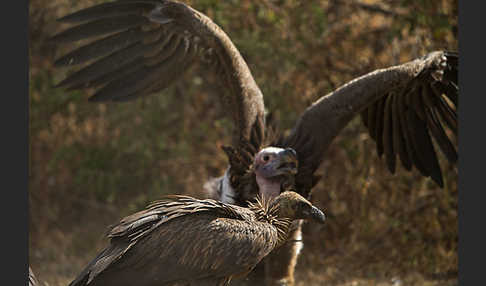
[[56, 1, 158, 23]]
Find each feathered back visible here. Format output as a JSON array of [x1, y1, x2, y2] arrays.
[[68, 193, 307, 286], [108, 195, 254, 243]]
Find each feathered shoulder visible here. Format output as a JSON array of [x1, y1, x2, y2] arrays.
[[108, 195, 256, 243], [248, 195, 292, 245]]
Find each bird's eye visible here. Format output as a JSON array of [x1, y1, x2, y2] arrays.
[[263, 155, 270, 162]]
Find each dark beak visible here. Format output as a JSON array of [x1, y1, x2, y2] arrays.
[[275, 148, 298, 175], [309, 206, 326, 224]]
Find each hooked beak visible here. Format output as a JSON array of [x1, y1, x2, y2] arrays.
[[307, 206, 326, 224], [273, 148, 298, 176]]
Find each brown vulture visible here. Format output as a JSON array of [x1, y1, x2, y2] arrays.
[[67, 191, 325, 286], [52, 0, 458, 285]]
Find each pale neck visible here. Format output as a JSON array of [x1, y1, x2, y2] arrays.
[[255, 175, 281, 200]]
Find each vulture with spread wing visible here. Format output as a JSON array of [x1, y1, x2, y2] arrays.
[[53, 0, 458, 285], [68, 191, 325, 286]]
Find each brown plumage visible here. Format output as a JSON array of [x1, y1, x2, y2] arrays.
[[68, 191, 325, 286], [53, 1, 458, 284], [52, 0, 264, 146]]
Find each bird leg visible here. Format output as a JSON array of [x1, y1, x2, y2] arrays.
[[232, 220, 303, 286], [263, 220, 303, 286]]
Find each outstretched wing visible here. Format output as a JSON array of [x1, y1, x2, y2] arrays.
[[69, 196, 261, 286], [277, 51, 458, 196], [52, 0, 265, 144]]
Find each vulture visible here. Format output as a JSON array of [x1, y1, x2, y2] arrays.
[[67, 191, 325, 286], [52, 0, 458, 285]]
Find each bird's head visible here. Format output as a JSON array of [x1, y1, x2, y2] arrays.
[[253, 147, 298, 198], [270, 191, 325, 224], [254, 147, 298, 178]]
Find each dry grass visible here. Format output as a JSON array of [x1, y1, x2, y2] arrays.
[[29, 0, 457, 285]]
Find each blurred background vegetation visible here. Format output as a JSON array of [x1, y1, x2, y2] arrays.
[[29, 0, 458, 285]]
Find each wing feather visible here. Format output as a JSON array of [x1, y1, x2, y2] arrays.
[[398, 89, 427, 176], [69, 196, 260, 286], [52, 14, 149, 42], [57, 1, 157, 23], [374, 97, 386, 157], [426, 105, 458, 164], [382, 94, 396, 173], [56, 39, 159, 89], [366, 99, 378, 142], [279, 51, 457, 194], [54, 27, 146, 66], [392, 91, 412, 171], [53, 0, 265, 145]]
